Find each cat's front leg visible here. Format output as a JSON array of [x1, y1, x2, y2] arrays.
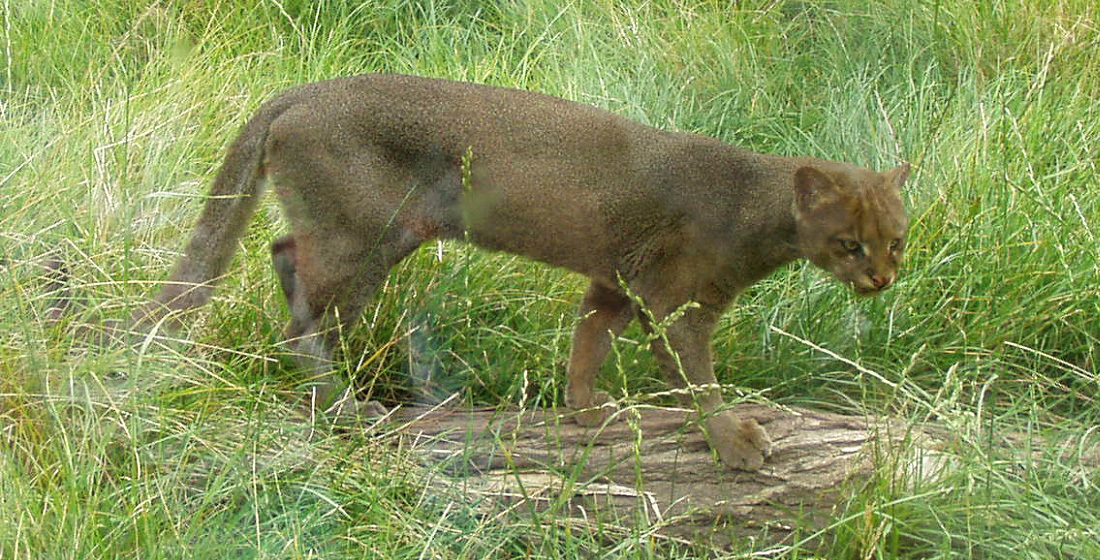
[[703, 408, 771, 471], [565, 281, 635, 426], [650, 306, 771, 471]]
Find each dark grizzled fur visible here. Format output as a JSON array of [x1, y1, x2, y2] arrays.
[[64, 74, 910, 471]]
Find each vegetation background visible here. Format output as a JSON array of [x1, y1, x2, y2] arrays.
[[1, 0, 1097, 557]]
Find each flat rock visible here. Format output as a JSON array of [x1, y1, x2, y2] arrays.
[[388, 403, 923, 550]]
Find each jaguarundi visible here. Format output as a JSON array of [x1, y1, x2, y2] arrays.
[[50, 74, 909, 471]]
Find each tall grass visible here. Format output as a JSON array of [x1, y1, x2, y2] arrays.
[[2, 0, 1098, 557]]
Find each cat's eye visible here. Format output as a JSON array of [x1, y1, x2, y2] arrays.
[[888, 239, 903, 253], [839, 239, 864, 255]]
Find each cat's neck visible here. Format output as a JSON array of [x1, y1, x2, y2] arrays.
[[729, 200, 803, 288]]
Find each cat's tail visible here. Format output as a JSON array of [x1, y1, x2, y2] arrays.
[[134, 95, 299, 327], [44, 94, 300, 336]]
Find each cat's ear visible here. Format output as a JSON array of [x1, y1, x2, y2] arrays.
[[794, 166, 841, 214], [883, 162, 910, 191]]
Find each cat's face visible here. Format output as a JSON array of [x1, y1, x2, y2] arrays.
[[793, 163, 909, 296]]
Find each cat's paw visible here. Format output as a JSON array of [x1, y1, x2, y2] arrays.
[[357, 399, 389, 419], [569, 390, 619, 427], [323, 394, 389, 426], [705, 412, 771, 472]]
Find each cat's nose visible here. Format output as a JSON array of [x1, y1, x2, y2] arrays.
[[869, 274, 892, 290]]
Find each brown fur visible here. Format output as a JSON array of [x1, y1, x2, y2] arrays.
[[69, 74, 910, 471]]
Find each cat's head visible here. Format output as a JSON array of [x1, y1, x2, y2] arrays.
[[793, 162, 909, 296]]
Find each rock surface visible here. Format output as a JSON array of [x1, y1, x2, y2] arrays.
[[389, 403, 923, 550]]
